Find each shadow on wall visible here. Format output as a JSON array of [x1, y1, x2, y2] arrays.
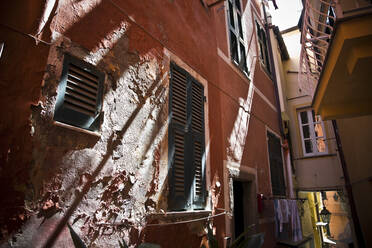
[[1, 1, 175, 247], [40, 67, 167, 247]]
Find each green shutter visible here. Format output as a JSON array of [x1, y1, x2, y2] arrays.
[[168, 63, 206, 210], [53, 54, 104, 131], [267, 132, 286, 196], [190, 80, 206, 209], [168, 64, 189, 210]]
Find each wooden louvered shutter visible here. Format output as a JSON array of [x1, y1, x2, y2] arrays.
[[169, 64, 189, 210], [54, 54, 104, 131], [267, 132, 286, 196], [190, 80, 206, 209], [169, 63, 206, 210]]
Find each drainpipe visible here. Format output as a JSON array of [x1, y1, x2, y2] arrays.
[[262, 3, 295, 198], [332, 120, 366, 248], [261, 2, 284, 138]]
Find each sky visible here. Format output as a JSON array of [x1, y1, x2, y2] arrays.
[[270, 0, 303, 31]]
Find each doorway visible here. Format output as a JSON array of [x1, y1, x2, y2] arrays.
[[233, 180, 245, 239], [232, 180, 256, 241]]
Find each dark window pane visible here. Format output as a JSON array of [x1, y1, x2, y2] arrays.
[[300, 111, 308, 124], [230, 31, 238, 63], [259, 42, 264, 60], [256, 22, 261, 40], [229, 1, 235, 28], [302, 125, 310, 138], [237, 13, 243, 38], [261, 31, 270, 72], [235, 0, 241, 11], [305, 140, 313, 153], [239, 42, 247, 73], [312, 110, 316, 122], [264, 49, 270, 72]]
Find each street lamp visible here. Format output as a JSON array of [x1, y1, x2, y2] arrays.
[[320, 206, 332, 238], [320, 206, 331, 224]]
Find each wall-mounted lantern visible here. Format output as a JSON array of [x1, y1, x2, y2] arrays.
[[320, 206, 331, 224]]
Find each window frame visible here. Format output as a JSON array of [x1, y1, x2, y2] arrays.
[[297, 109, 328, 157], [168, 62, 207, 211], [53, 54, 104, 132], [226, 0, 249, 75], [255, 19, 271, 74]]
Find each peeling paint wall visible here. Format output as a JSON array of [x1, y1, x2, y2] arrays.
[[1, 1, 213, 247], [25, 32, 169, 247]]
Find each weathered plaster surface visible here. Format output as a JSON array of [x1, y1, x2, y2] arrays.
[[0, 14, 178, 244], [2, 4, 210, 245], [1, 0, 284, 247]]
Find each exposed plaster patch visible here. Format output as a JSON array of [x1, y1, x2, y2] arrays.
[[13, 28, 172, 246], [1, 0, 221, 246]]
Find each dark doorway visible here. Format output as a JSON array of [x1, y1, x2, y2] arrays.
[[233, 180, 245, 240]]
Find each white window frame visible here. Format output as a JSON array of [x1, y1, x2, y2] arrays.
[[298, 109, 328, 156], [226, 0, 249, 75]]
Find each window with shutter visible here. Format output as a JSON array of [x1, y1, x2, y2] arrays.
[[256, 21, 271, 74], [168, 63, 206, 211], [267, 131, 286, 196], [227, 0, 249, 75], [298, 109, 328, 156], [54, 54, 104, 132]]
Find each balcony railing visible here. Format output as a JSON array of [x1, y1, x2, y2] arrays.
[[299, 0, 335, 97], [298, 0, 372, 97]]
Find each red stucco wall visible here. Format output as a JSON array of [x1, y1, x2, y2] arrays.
[[0, 0, 282, 247]]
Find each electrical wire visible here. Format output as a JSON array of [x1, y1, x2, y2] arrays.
[[0, 23, 53, 46], [96, 211, 228, 227], [146, 211, 227, 226]]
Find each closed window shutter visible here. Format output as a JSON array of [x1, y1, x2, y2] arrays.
[[168, 63, 206, 210], [54, 54, 104, 131], [169, 65, 189, 210], [191, 80, 206, 209], [267, 132, 286, 196]]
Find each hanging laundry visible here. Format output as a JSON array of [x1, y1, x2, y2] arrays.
[[274, 199, 303, 242], [288, 200, 303, 242]]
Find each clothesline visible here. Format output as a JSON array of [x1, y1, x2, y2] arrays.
[[96, 211, 228, 227], [264, 196, 307, 201], [146, 211, 227, 226]]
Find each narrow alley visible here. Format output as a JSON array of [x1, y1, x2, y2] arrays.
[[0, 0, 371, 247]]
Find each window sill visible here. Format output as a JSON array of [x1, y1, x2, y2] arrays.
[[216, 48, 251, 84], [53, 121, 101, 138], [231, 60, 250, 80], [295, 153, 337, 160]]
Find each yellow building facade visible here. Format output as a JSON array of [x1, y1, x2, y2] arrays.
[[299, 1, 372, 247]]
